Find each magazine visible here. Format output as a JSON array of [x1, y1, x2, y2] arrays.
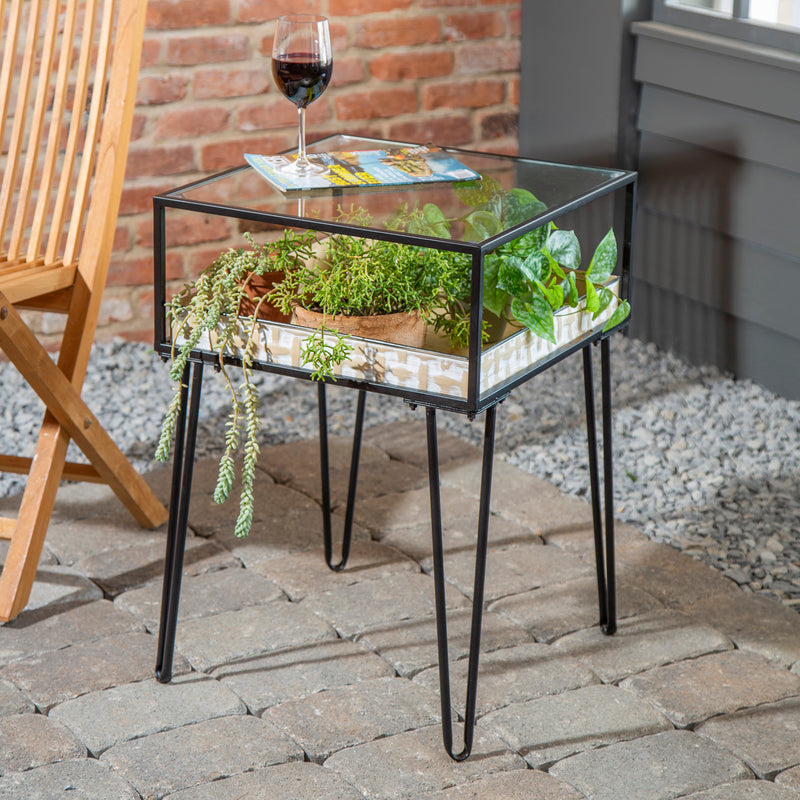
[[245, 144, 481, 193]]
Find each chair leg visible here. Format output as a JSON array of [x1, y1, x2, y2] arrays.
[[0, 414, 70, 621]]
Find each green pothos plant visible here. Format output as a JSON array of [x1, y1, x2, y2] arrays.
[[391, 174, 631, 342]]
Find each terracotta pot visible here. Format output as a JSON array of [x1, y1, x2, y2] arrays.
[[292, 306, 426, 348], [238, 271, 291, 323]]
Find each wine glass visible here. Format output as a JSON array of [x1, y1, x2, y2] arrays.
[[271, 14, 332, 176]]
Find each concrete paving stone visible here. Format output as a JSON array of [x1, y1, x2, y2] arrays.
[[42, 513, 167, 566], [550, 609, 733, 683], [101, 714, 303, 800], [196, 482, 347, 563], [356, 608, 532, 678], [775, 765, 800, 790], [173, 599, 337, 672], [261, 436, 427, 505], [489, 575, 663, 643], [0, 757, 139, 800], [420, 768, 585, 800], [679, 591, 800, 668], [0, 679, 34, 716], [0, 630, 187, 712], [0, 540, 57, 566], [479, 683, 672, 767], [0, 599, 142, 667], [0, 713, 86, 774], [542, 519, 652, 555], [211, 638, 395, 714], [380, 505, 543, 565], [251, 540, 420, 602], [114, 567, 284, 631], [440, 456, 594, 535], [682, 780, 800, 799], [162, 761, 367, 800], [263, 676, 442, 763], [617, 542, 740, 607], [323, 723, 524, 800], [300, 572, 469, 638], [548, 730, 753, 800], [422, 542, 593, 603], [12, 564, 103, 613], [71, 534, 238, 598], [48, 671, 246, 756], [413, 641, 599, 717], [696, 696, 800, 778], [365, 418, 480, 469], [620, 650, 800, 728]]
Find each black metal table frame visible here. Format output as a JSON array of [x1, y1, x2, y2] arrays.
[[151, 143, 636, 761]]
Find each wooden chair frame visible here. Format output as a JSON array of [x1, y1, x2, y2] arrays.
[[0, 0, 168, 621]]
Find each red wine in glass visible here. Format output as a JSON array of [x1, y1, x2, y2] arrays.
[[272, 53, 332, 109], [271, 15, 332, 176]]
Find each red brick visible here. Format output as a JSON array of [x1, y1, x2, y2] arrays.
[[423, 79, 504, 110], [509, 75, 519, 105], [335, 88, 417, 121], [108, 252, 182, 286], [194, 68, 270, 99], [113, 224, 132, 253], [166, 34, 249, 66], [120, 182, 178, 216], [154, 106, 230, 139], [479, 110, 517, 140], [330, 55, 365, 87], [136, 74, 188, 105], [369, 50, 453, 81], [140, 38, 161, 68], [455, 41, 520, 74], [238, 0, 314, 23], [200, 135, 291, 171], [355, 16, 441, 48], [126, 145, 196, 178], [422, 0, 474, 5], [444, 12, 504, 40], [509, 8, 521, 36], [238, 98, 328, 132], [137, 213, 232, 249], [146, 0, 230, 30], [130, 114, 147, 141], [388, 113, 474, 147], [189, 246, 231, 278], [329, 0, 412, 14]]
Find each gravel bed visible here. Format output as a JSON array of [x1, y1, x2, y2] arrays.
[[2, 336, 798, 610]]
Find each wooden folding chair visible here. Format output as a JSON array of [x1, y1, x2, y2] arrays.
[[0, 0, 168, 621]]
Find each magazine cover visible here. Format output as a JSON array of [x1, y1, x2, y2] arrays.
[[245, 145, 481, 193]]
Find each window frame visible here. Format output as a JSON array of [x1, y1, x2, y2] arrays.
[[653, 0, 800, 52]]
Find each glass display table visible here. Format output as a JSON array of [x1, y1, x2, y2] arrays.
[[152, 135, 637, 761]]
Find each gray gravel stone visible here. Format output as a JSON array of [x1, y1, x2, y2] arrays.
[[0, 713, 86, 774], [548, 730, 753, 800], [479, 684, 672, 767], [0, 758, 139, 800], [49, 672, 246, 756], [101, 715, 303, 799]]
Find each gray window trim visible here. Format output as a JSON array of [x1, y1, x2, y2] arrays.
[[653, 1, 800, 52]]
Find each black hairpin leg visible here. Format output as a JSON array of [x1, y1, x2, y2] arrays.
[[156, 359, 204, 682], [426, 403, 496, 762], [583, 339, 617, 635], [318, 382, 366, 571]]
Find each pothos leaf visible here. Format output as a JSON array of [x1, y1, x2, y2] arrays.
[[563, 270, 579, 307], [587, 227, 617, 283], [592, 286, 615, 319], [511, 294, 556, 343], [454, 175, 501, 207], [497, 256, 529, 297], [465, 210, 502, 241], [482, 256, 511, 317], [584, 277, 600, 313], [603, 298, 631, 331], [545, 229, 581, 270]]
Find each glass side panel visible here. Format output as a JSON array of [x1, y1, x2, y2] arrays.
[[169, 134, 626, 246]]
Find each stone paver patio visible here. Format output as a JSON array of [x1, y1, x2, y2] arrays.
[[1, 419, 799, 799]]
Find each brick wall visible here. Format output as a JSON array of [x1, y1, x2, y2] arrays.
[[92, 0, 522, 345]]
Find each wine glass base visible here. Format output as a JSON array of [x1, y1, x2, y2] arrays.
[[280, 157, 324, 177]]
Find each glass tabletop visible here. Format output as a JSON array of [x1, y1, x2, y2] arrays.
[[164, 135, 632, 248]]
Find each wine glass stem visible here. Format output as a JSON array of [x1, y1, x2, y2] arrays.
[[296, 106, 308, 165]]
